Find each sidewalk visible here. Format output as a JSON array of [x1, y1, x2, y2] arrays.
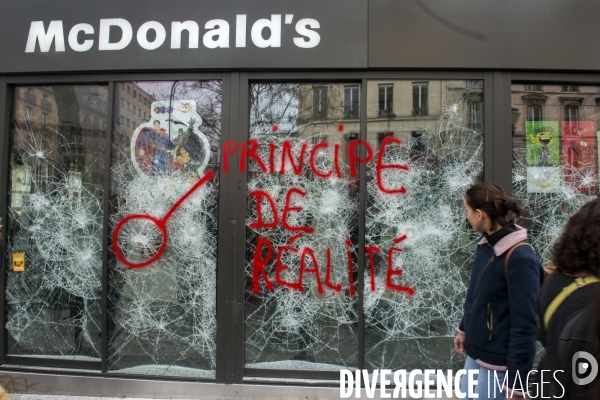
[[1, 369, 460, 400], [12, 397, 157, 400]]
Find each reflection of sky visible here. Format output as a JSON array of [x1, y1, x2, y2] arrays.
[[133, 81, 221, 115], [250, 87, 298, 136], [136, 100, 203, 141], [132, 82, 189, 140], [274, 97, 298, 134], [132, 81, 221, 135], [134, 81, 178, 101], [131, 81, 222, 165]]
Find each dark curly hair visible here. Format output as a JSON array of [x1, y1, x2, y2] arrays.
[[552, 197, 600, 275], [465, 183, 523, 230]]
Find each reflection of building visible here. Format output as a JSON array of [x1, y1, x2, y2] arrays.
[[296, 84, 358, 167], [512, 84, 600, 141], [247, 80, 483, 377], [511, 84, 600, 268], [11, 87, 59, 215], [111, 83, 155, 190], [16, 87, 57, 129], [116, 82, 155, 131], [366, 80, 483, 154], [11, 86, 108, 213], [511, 82, 600, 240], [114, 82, 155, 153], [512, 85, 600, 190], [295, 80, 483, 161]]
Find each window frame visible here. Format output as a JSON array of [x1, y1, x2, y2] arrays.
[[8, 71, 600, 388], [0, 71, 498, 385], [562, 85, 579, 92], [343, 85, 360, 119], [564, 104, 580, 121], [527, 104, 542, 122], [412, 82, 429, 117], [377, 83, 394, 117], [311, 86, 328, 120]]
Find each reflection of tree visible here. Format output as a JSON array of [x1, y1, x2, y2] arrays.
[[133, 81, 222, 165], [297, 84, 345, 128], [249, 83, 351, 145], [250, 83, 299, 135], [176, 81, 222, 165]]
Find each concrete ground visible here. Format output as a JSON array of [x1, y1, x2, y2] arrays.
[[12, 397, 159, 400], [1, 369, 460, 400]]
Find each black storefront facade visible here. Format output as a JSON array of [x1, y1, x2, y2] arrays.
[[1, 0, 600, 398]]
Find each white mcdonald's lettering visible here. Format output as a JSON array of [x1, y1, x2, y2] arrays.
[[24, 16, 321, 53]]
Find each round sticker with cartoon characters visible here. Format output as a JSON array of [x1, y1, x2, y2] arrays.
[[130, 100, 210, 178]]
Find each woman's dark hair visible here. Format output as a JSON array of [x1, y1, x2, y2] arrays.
[[552, 197, 600, 275], [465, 183, 523, 230]]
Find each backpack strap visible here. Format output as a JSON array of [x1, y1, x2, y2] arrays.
[[543, 276, 600, 328], [504, 242, 533, 282]]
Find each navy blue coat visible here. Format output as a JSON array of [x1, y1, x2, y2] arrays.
[[459, 228, 543, 393]]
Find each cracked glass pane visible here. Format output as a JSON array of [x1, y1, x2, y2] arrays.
[[6, 85, 108, 359], [511, 83, 599, 270], [512, 84, 600, 366], [245, 83, 360, 370], [365, 80, 484, 371], [108, 81, 221, 378]]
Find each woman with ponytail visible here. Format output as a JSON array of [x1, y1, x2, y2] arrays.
[[454, 183, 544, 399]]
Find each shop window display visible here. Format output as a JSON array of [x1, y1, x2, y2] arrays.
[[6, 85, 108, 359], [108, 81, 221, 377], [512, 83, 599, 269]]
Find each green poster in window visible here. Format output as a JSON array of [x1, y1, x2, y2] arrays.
[[526, 121, 560, 166]]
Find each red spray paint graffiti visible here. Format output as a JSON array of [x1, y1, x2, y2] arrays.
[[113, 171, 213, 268], [248, 187, 315, 233], [222, 138, 409, 193], [116, 138, 413, 294], [250, 236, 414, 295]]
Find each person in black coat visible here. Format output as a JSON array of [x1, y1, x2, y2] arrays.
[[546, 198, 600, 400], [555, 302, 598, 400]]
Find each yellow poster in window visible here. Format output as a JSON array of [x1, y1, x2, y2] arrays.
[[12, 253, 25, 272]]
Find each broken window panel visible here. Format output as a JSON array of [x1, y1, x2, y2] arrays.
[[108, 81, 221, 378], [365, 80, 484, 371], [6, 85, 108, 359], [512, 83, 599, 269], [245, 83, 360, 370]]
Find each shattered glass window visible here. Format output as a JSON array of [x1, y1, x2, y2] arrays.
[[245, 83, 360, 370], [6, 85, 108, 359], [512, 83, 599, 269], [108, 81, 221, 378], [365, 80, 484, 371]]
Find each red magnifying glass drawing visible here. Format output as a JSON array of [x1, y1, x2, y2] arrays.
[[113, 171, 213, 268]]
